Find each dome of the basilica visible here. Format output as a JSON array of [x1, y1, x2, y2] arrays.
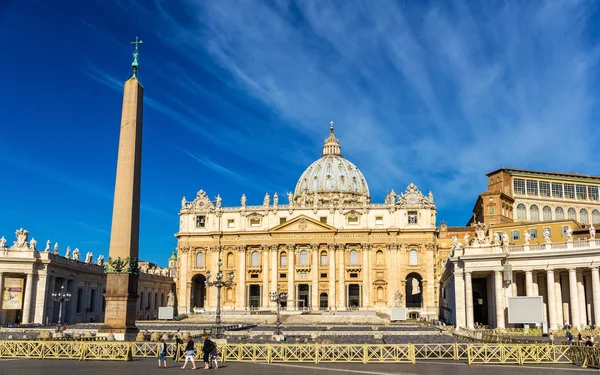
[[294, 124, 369, 202]]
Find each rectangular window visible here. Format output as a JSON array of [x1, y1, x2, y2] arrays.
[[320, 253, 327, 265], [320, 217, 327, 224], [539, 181, 551, 197], [347, 216, 359, 225], [408, 211, 418, 224], [196, 215, 206, 228], [589, 186, 599, 201], [320, 273, 327, 278], [511, 230, 520, 241], [250, 274, 259, 279], [279, 217, 287, 225], [529, 229, 538, 239], [576, 185, 587, 200], [227, 219, 235, 228], [513, 178, 526, 194], [375, 216, 383, 225], [279, 273, 286, 278], [552, 183, 563, 198], [349, 273, 358, 278], [564, 184, 575, 199], [526, 180, 538, 195], [250, 218, 261, 227]]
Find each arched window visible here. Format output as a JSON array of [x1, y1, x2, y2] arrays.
[[226, 252, 234, 267], [568, 208, 577, 220], [592, 210, 600, 224], [409, 249, 418, 265], [349, 250, 358, 265], [299, 250, 308, 265], [196, 252, 205, 267], [580, 209, 589, 224], [376, 250, 384, 265], [530, 205, 539, 221], [251, 251, 260, 266], [320, 251, 328, 266], [377, 287, 384, 301], [279, 252, 287, 266], [555, 207, 564, 220], [516, 204, 526, 220], [542, 206, 552, 221]]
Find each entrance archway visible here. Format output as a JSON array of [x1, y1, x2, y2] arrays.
[[249, 285, 261, 308], [319, 293, 328, 309], [191, 274, 206, 311], [405, 272, 423, 308]]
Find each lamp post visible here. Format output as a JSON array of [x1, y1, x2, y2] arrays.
[[205, 258, 234, 338], [269, 285, 288, 336], [51, 284, 71, 332]]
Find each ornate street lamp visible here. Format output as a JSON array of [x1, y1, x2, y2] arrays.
[[269, 285, 288, 336], [205, 258, 234, 338], [51, 284, 72, 332]]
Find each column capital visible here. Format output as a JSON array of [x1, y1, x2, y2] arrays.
[[591, 266, 599, 272], [524, 269, 533, 274], [546, 268, 555, 274]]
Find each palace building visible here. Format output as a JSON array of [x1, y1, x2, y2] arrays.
[[175, 125, 440, 318]]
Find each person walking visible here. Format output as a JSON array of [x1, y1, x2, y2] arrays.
[[181, 337, 197, 370], [210, 340, 219, 369], [157, 338, 167, 368], [201, 334, 216, 370]]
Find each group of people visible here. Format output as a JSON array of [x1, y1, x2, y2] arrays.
[[564, 331, 596, 346], [157, 333, 218, 370]]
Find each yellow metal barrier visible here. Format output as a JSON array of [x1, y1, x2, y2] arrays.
[[0, 339, 594, 369]]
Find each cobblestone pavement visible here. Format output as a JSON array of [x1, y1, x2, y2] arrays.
[[0, 358, 595, 375]]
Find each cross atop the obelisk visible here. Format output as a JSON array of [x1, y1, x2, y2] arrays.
[[130, 37, 143, 75]]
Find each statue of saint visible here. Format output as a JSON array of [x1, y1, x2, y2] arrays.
[[53, 242, 59, 254], [29, 238, 37, 251], [463, 233, 470, 247], [241, 194, 247, 207], [0, 236, 6, 248], [65, 246, 71, 258], [167, 290, 175, 307], [215, 194, 222, 208], [181, 196, 187, 209], [543, 228, 551, 243], [501, 232, 509, 246], [73, 248, 80, 260], [44, 240, 51, 252], [524, 230, 531, 244], [493, 233, 500, 245], [411, 278, 421, 295], [97, 255, 105, 266], [287, 192, 293, 205], [263, 192, 270, 206], [428, 191, 434, 202], [393, 290, 403, 308], [273, 192, 278, 206], [565, 227, 573, 241], [590, 225, 596, 240]]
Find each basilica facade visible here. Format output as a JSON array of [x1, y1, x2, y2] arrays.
[[175, 125, 440, 317]]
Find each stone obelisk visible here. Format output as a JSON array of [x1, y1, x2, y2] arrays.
[[100, 38, 144, 341]]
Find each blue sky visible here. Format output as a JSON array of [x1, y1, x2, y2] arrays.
[[1, 1, 600, 267]]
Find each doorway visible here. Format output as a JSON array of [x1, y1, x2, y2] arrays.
[[348, 284, 360, 308], [191, 274, 206, 310]]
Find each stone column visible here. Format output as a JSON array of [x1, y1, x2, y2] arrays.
[[311, 245, 319, 310], [237, 246, 246, 310], [328, 245, 336, 310], [546, 269, 558, 331], [425, 244, 435, 314], [338, 244, 346, 309], [537, 272, 547, 322], [525, 270, 534, 296], [591, 267, 600, 327], [561, 273, 570, 326], [22, 273, 34, 324], [494, 270, 505, 329], [262, 248, 269, 308], [568, 268, 581, 328], [0, 273, 4, 324], [33, 274, 48, 324], [454, 269, 466, 329], [577, 271, 587, 327], [45, 276, 55, 324], [464, 271, 474, 329], [388, 245, 399, 307], [270, 246, 277, 308], [585, 273, 593, 327], [362, 244, 370, 309], [287, 245, 295, 310], [554, 272, 564, 328]]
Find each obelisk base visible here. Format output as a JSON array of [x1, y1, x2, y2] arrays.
[[99, 273, 139, 341]]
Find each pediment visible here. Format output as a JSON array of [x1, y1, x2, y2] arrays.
[[269, 215, 337, 233]]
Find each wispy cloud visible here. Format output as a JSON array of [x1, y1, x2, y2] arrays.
[[144, 0, 600, 210], [70, 220, 110, 236]]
